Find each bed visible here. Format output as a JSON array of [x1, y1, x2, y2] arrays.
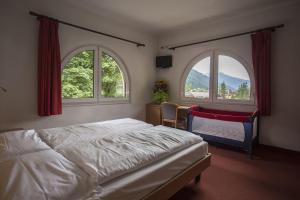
[[188, 106, 258, 157], [0, 118, 210, 200]]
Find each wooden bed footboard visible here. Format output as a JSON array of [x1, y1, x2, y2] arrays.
[[141, 153, 211, 200]]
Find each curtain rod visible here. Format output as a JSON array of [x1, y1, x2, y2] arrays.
[[167, 24, 284, 50], [29, 11, 146, 47]]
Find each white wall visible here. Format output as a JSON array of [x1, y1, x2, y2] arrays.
[[157, 2, 300, 151], [0, 0, 157, 129]]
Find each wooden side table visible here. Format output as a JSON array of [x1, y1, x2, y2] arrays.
[[146, 103, 162, 125]]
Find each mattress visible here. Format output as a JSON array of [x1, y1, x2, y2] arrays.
[[93, 141, 208, 200], [192, 116, 257, 142]]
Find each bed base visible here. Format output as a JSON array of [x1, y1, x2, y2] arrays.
[[142, 153, 211, 200], [194, 174, 201, 184]]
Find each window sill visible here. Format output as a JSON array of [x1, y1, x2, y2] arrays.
[[181, 98, 255, 106], [62, 98, 130, 107]]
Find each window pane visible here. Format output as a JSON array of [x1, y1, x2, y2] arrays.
[[217, 55, 250, 100], [185, 57, 210, 99], [62, 50, 94, 99], [101, 53, 125, 98]]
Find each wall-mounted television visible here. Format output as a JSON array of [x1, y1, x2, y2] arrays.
[[156, 55, 172, 68]]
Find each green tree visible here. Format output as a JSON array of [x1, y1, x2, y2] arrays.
[[219, 81, 227, 99], [236, 82, 250, 100], [101, 53, 124, 97], [185, 83, 193, 92], [62, 50, 94, 98]]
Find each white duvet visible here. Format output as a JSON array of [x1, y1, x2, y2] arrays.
[[0, 130, 96, 200], [1, 118, 203, 200], [53, 125, 202, 184]]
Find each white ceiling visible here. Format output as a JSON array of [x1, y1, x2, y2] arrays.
[[64, 0, 292, 34]]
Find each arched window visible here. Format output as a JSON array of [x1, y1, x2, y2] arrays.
[[62, 46, 129, 104], [182, 50, 254, 104]]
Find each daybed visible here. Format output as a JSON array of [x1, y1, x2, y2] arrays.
[[0, 118, 210, 200], [188, 106, 258, 156]]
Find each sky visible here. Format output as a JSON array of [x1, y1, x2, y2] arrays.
[[193, 56, 210, 75], [193, 55, 250, 80]]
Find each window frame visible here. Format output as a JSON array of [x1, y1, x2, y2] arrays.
[[61, 45, 130, 105], [181, 50, 255, 105]]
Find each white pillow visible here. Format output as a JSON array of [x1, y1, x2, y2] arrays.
[[0, 149, 97, 200], [0, 130, 50, 162]]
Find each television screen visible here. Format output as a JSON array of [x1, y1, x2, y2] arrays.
[[156, 55, 172, 68]]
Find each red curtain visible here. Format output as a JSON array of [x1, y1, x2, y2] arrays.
[[38, 17, 62, 116], [251, 31, 271, 116]]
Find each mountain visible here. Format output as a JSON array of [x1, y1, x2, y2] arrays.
[[186, 70, 250, 91], [186, 69, 209, 89], [218, 72, 250, 91]]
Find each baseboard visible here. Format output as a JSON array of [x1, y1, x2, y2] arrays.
[[258, 144, 300, 156]]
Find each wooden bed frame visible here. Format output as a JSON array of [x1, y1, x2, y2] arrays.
[[142, 153, 211, 200]]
